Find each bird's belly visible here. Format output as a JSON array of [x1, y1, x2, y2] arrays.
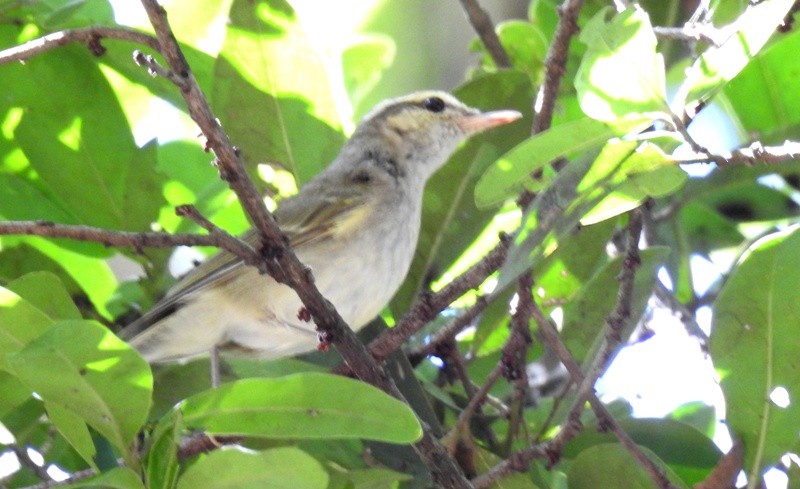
[[225, 217, 418, 357]]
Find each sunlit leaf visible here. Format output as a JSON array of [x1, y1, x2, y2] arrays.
[[475, 118, 646, 209], [677, 0, 797, 109], [575, 6, 667, 121], [180, 373, 421, 443], [213, 0, 345, 184], [7, 320, 153, 464]]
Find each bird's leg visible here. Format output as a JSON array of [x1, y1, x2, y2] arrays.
[[210, 346, 221, 388]]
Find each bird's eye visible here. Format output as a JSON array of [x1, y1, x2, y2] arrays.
[[422, 96, 446, 113]]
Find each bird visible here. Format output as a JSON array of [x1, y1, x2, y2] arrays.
[[119, 91, 522, 363]]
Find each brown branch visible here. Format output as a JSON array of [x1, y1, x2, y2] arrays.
[[0, 220, 264, 270], [137, 2, 472, 486], [533, 0, 584, 135], [0, 26, 160, 64], [518, 0, 586, 208], [457, 0, 511, 68]]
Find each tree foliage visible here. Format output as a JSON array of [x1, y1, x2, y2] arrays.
[[1, 0, 800, 488]]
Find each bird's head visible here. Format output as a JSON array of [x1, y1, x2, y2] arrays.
[[348, 91, 522, 183]]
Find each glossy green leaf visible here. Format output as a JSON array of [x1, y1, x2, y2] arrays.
[[213, 0, 345, 184], [475, 117, 645, 209], [61, 467, 145, 489], [575, 6, 667, 121], [568, 443, 688, 489], [181, 373, 422, 443], [177, 447, 328, 489], [7, 271, 81, 321], [711, 227, 800, 478], [678, 0, 797, 108], [7, 320, 153, 464]]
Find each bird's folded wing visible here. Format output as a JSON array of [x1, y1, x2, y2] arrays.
[[119, 187, 370, 339]]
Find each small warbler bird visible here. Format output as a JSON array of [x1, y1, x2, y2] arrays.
[[120, 91, 521, 362]]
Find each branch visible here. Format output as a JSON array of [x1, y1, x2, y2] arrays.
[[137, 2, 472, 486], [519, 0, 586, 208], [533, 0, 584, 135], [9, 443, 52, 483], [0, 219, 264, 270], [653, 25, 724, 46], [0, 26, 160, 64], [674, 140, 800, 166], [457, 0, 511, 68]]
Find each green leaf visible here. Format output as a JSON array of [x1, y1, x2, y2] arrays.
[[342, 34, 396, 111], [9, 237, 118, 319], [61, 467, 145, 489], [213, 0, 345, 184], [711, 227, 800, 478], [177, 447, 328, 489], [0, 286, 54, 370], [575, 7, 667, 121], [7, 271, 81, 321], [11, 46, 160, 231], [6, 320, 153, 464], [565, 418, 721, 486], [180, 373, 422, 443], [475, 117, 645, 209], [678, 0, 797, 109], [568, 443, 688, 489], [45, 401, 97, 470], [145, 411, 182, 489], [345, 467, 413, 488], [723, 28, 800, 140], [0, 371, 31, 418]]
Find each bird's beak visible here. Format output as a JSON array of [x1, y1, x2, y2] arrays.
[[458, 110, 523, 134]]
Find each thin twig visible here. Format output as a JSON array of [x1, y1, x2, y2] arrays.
[[674, 140, 800, 166], [9, 444, 52, 483], [0, 26, 160, 64], [533, 0, 584, 135], [457, 0, 511, 68], [519, 0, 586, 208], [652, 25, 724, 46], [0, 220, 263, 270]]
